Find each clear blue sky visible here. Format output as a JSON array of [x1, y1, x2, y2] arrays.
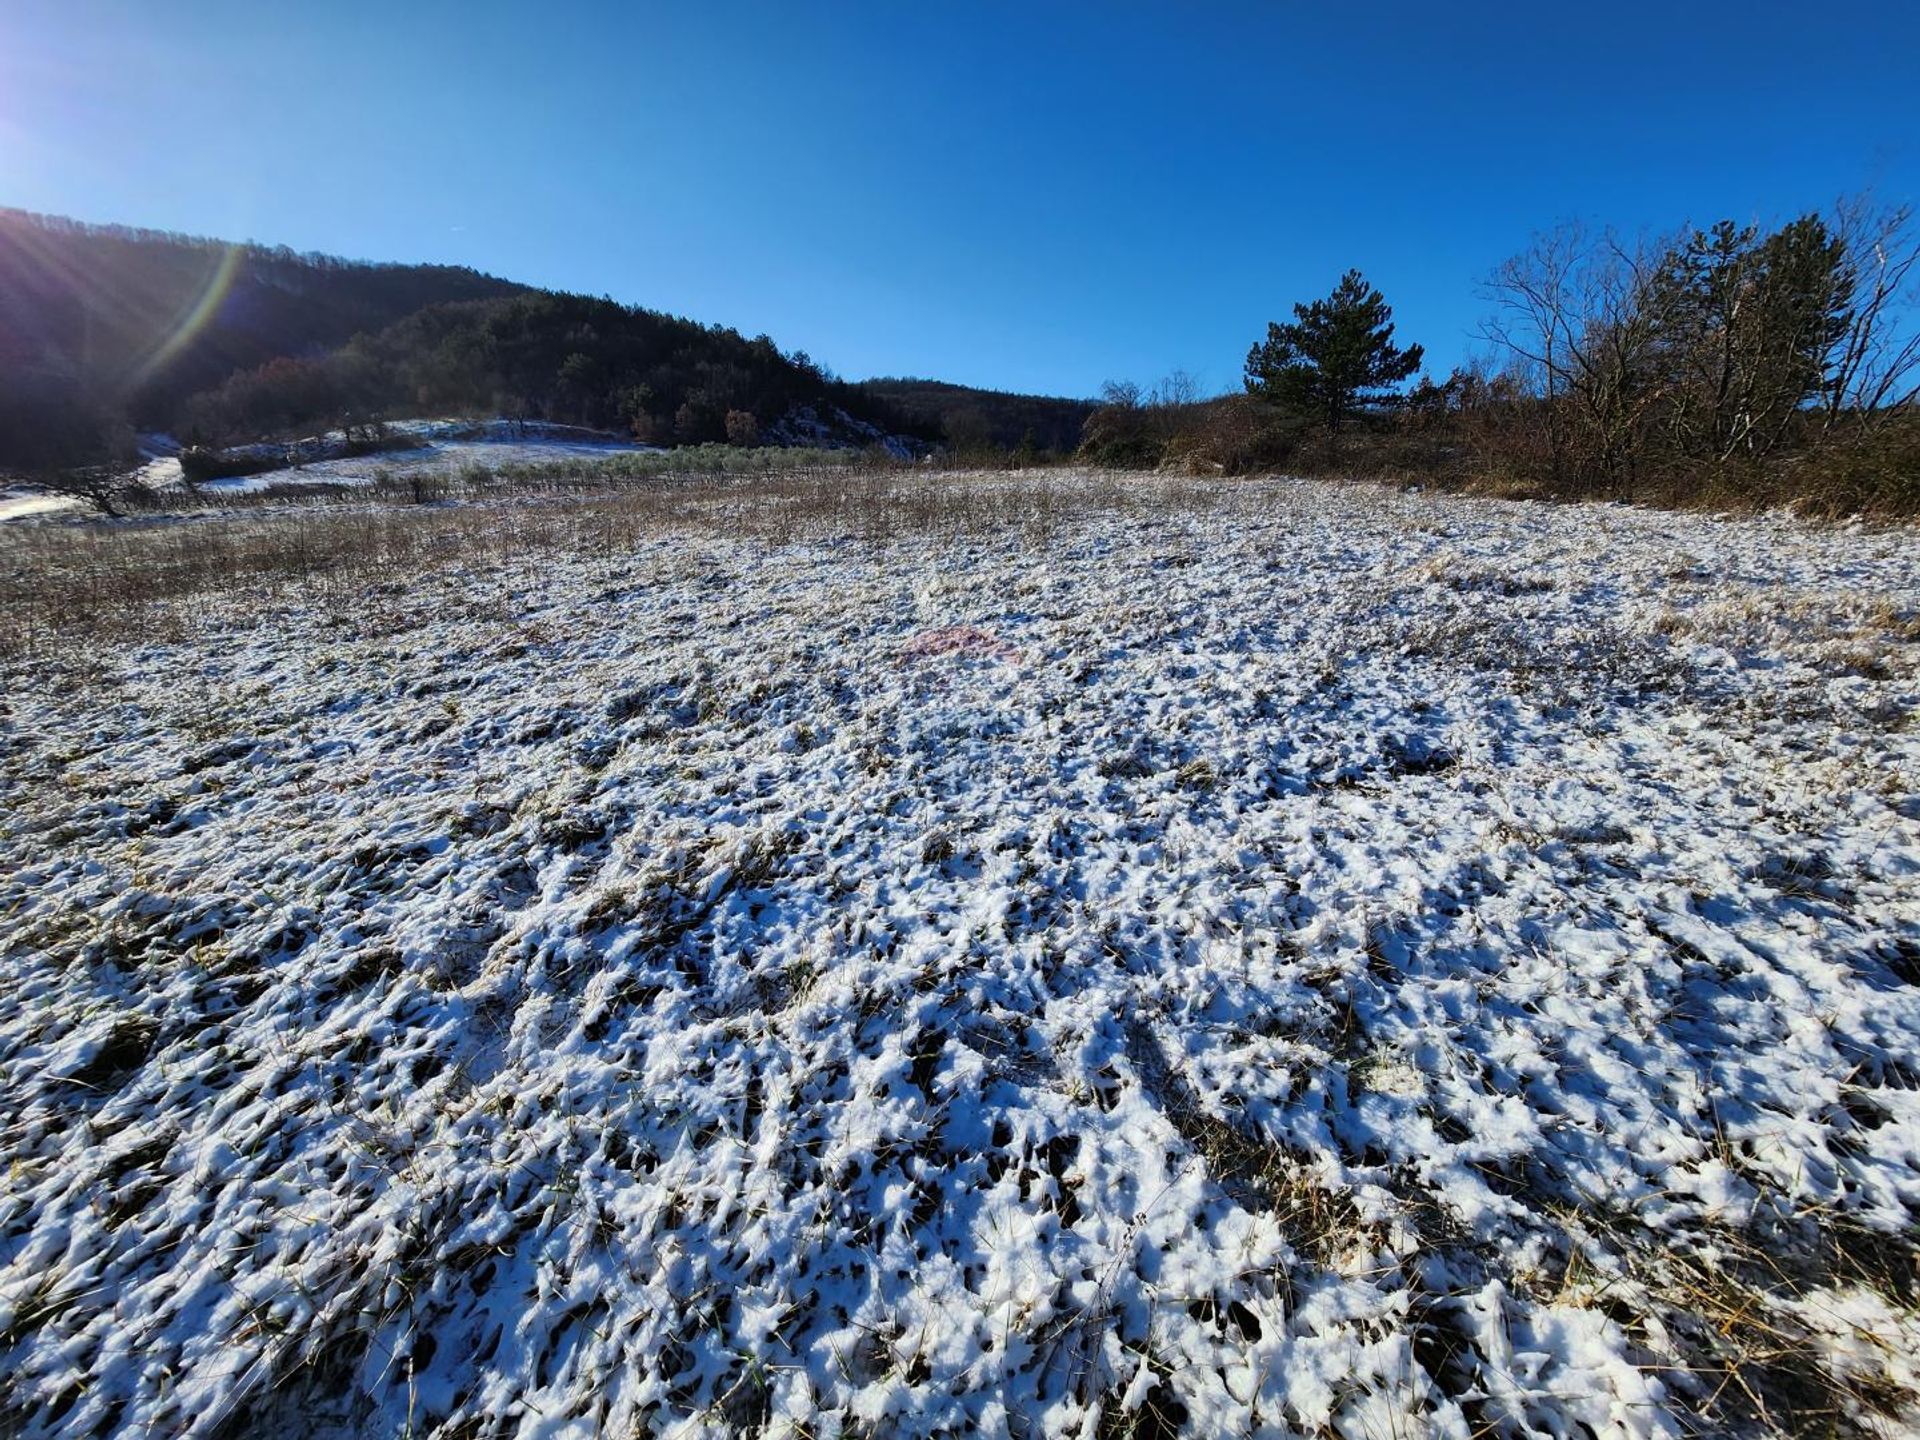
[[3, 0, 1915, 398]]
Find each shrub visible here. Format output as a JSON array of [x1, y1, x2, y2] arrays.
[[1161, 397, 1307, 474], [1783, 412, 1920, 517], [178, 447, 287, 484], [725, 410, 761, 447], [1076, 402, 1171, 469]]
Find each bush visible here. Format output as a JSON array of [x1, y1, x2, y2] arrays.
[[725, 410, 760, 447], [1781, 413, 1920, 517], [1161, 397, 1307, 474], [178, 447, 287, 484], [1076, 411, 1165, 468]]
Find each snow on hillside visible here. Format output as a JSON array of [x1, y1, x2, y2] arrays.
[[2, 476, 1917, 1438], [0, 490, 79, 522], [763, 403, 919, 459], [0, 422, 660, 520], [189, 420, 662, 494]]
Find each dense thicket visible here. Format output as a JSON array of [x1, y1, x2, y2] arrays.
[[1468, 199, 1919, 503]]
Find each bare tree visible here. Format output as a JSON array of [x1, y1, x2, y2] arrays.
[[1151, 369, 1203, 409], [1483, 223, 1670, 492], [22, 464, 151, 519], [1821, 194, 1920, 429]]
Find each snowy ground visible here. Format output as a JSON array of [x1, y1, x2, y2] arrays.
[[183, 420, 662, 496], [2, 474, 1918, 1439], [0, 421, 658, 520], [0, 490, 78, 522]]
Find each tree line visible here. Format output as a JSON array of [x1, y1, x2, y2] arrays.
[[1083, 193, 1920, 513], [177, 292, 925, 452], [5, 197, 1918, 515]]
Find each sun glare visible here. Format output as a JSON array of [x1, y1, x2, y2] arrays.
[[128, 242, 246, 393]]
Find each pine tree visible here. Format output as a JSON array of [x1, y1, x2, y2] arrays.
[[1244, 270, 1424, 432], [1650, 216, 1851, 461]]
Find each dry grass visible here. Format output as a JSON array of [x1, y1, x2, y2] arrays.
[[4, 466, 1917, 1437], [0, 466, 1221, 659], [1583, 1208, 1920, 1438]]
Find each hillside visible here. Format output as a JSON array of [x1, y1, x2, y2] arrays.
[[859, 376, 1097, 455], [0, 211, 935, 472], [203, 291, 935, 452], [0, 210, 526, 453]]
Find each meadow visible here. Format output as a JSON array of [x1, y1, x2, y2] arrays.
[[3, 469, 1918, 1438]]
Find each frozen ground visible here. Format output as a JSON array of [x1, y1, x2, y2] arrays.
[[2, 475, 1918, 1438]]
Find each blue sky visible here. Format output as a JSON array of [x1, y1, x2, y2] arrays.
[[3, 0, 1915, 398]]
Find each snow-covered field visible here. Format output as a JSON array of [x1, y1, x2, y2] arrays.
[[2, 474, 1918, 1439]]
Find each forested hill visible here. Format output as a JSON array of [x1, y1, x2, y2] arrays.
[[858, 378, 1096, 456], [0, 209, 931, 470], [182, 291, 933, 452], [0, 209, 526, 431]]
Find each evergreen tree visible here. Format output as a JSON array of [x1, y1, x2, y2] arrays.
[[1650, 215, 1851, 461], [1244, 270, 1424, 432]]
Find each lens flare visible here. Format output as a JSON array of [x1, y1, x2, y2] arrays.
[[127, 241, 245, 393]]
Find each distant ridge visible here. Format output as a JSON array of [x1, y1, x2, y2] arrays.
[[858, 377, 1096, 456]]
